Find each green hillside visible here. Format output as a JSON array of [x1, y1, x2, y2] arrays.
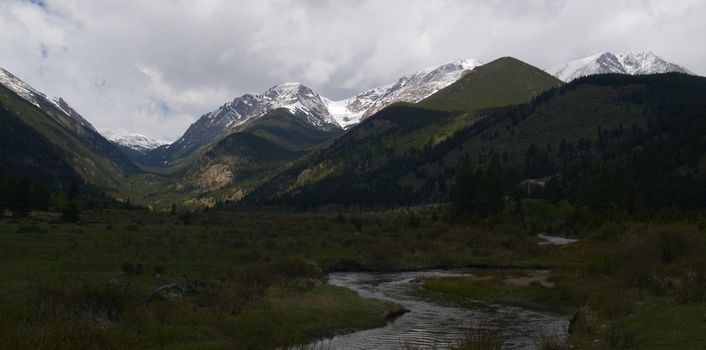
[[420, 56, 562, 112], [174, 109, 343, 202], [242, 58, 562, 207], [0, 104, 82, 191], [244, 72, 706, 209], [0, 84, 140, 195]]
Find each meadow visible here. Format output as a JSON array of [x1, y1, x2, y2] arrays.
[[0, 203, 704, 349]]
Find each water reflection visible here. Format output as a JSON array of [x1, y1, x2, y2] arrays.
[[315, 270, 568, 349]]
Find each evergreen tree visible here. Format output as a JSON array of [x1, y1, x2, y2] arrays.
[[452, 159, 504, 217], [60, 181, 80, 223], [0, 168, 5, 214], [9, 179, 32, 217]]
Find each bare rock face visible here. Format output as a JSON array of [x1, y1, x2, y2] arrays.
[[178, 154, 244, 192]]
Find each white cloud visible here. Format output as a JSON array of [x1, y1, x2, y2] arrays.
[[0, 0, 704, 141]]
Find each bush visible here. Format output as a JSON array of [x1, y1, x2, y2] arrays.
[[121, 262, 143, 275], [607, 324, 638, 348], [590, 286, 634, 319], [654, 229, 689, 264], [153, 265, 167, 276], [350, 217, 363, 232], [406, 214, 422, 228], [593, 221, 624, 241], [674, 262, 706, 304]]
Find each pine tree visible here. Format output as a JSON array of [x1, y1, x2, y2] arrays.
[[9, 179, 32, 217], [60, 181, 80, 223], [0, 168, 5, 214], [452, 159, 504, 217]]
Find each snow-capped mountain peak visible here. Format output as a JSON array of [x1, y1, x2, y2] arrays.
[[103, 130, 169, 154], [550, 51, 691, 82], [617, 51, 691, 75], [162, 82, 340, 161], [259, 82, 338, 128], [324, 58, 482, 128]]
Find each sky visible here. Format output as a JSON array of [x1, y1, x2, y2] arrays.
[[1, 0, 705, 141]]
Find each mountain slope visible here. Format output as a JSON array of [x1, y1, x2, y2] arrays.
[[142, 58, 483, 171], [146, 83, 341, 168], [325, 58, 481, 127], [178, 108, 343, 196], [0, 68, 97, 132], [246, 71, 706, 209], [0, 68, 141, 193], [420, 57, 563, 112], [0, 103, 83, 191], [243, 57, 561, 207], [445, 72, 706, 210], [550, 51, 691, 82]]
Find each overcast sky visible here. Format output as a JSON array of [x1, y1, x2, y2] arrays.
[[1, 0, 705, 141]]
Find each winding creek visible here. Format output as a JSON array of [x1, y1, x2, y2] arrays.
[[313, 270, 569, 349]]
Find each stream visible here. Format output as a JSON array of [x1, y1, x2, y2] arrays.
[[312, 270, 568, 349]]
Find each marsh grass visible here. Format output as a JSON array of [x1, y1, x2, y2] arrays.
[[396, 323, 503, 350], [536, 327, 568, 350]]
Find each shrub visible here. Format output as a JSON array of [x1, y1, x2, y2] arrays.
[[121, 262, 143, 275], [351, 217, 363, 232], [674, 263, 706, 304], [654, 229, 689, 264], [407, 214, 422, 228], [593, 221, 624, 242], [153, 265, 167, 276], [590, 285, 634, 319], [607, 324, 638, 348]]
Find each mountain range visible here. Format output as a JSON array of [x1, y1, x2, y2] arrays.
[[122, 51, 688, 157], [105, 51, 687, 158], [0, 50, 701, 209]]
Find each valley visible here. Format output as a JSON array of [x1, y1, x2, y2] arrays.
[[1, 50, 705, 350]]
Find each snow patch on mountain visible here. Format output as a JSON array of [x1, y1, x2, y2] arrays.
[[324, 58, 482, 127], [259, 82, 339, 128], [322, 97, 365, 129], [0, 67, 44, 108], [103, 130, 168, 153], [550, 51, 691, 82]]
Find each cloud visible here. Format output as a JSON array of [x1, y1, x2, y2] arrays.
[[0, 0, 704, 140]]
